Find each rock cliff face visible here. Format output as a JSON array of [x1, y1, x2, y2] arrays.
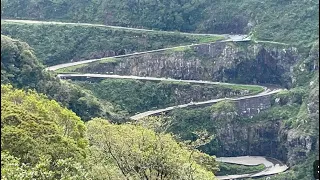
[[63, 77, 257, 111], [75, 41, 299, 87], [235, 94, 271, 117], [195, 95, 285, 161], [283, 129, 317, 166], [71, 40, 316, 167], [199, 118, 318, 166], [200, 120, 287, 161], [198, 93, 318, 166]]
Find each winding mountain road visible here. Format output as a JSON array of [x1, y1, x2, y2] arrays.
[[44, 35, 243, 71], [56, 73, 271, 120], [57, 73, 288, 179], [2, 19, 247, 38], [44, 37, 248, 71], [130, 88, 281, 120], [43, 38, 248, 71], [57, 74, 281, 121], [215, 156, 288, 179], [6, 18, 289, 179], [2, 19, 249, 71], [57, 73, 263, 87]]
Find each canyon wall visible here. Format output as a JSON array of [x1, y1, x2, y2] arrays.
[[198, 94, 317, 166], [68, 40, 316, 166], [75, 41, 300, 87]]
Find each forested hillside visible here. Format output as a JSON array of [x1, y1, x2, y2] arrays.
[[1, 0, 319, 179], [1, 85, 218, 180], [1, 35, 125, 121], [73, 79, 263, 114], [1, 21, 222, 66], [2, 0, 318, 46]]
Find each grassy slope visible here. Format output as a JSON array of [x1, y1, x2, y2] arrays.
[[72, 79, 263, 115], [216, 162, 265, 176], [244, 0, 319, 47], [56, 40, 296, 87], [2, 0, 318, 46], [1, 34, 129, 122], [1, 21, 223, 66]]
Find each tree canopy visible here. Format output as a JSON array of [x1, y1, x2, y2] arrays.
[[1, 35, 123, 121], [1, 84, 88, 179], [1, 84, 219, 179], [86, 118, 218, 180]]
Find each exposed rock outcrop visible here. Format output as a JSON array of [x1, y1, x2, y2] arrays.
[[200, 120, 287, 161], [75, 41, 299, 87]]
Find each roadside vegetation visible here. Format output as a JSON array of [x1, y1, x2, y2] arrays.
[[1, 21, 224, 66], [72, 79, 263, 114], [216, 163, 266, 176], [1, 0, 318, 178], [2, 0, 318, 46], [1, 84, 218, 180]]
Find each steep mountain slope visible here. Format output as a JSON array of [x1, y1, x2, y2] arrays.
[[72, 78, 263, 114], [1, 0, 318, 179], [1, 21, 222, 66], [1, 35, 126, 121], [1, 85, 218, 180], [59, 41, 299, 87], [2, 0, 318, 46]]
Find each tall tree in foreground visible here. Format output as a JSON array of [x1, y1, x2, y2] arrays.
[[1, 84, 89, 179], [86, 118, 219, 180]]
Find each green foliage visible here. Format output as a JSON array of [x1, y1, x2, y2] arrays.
[[246, 104, 300, 125], [86, 118, 218, 180], [273, 88, 307, 106], [1, 84, 88, 179], [1, 35, 125, 121], [246, 0, 319, 47], [135, 116, 173, 134], [209, 100, 239, 126], [271, 75, 319, 135], [216, 162, 265, 176], [167, 107, 212, 141], [223, 84, 265, 95], [292, 40, 319, 87], [2, 151, 90, 180], [2, 0, 318, 46], [1, 85, 222, 179], [158, 101, 237, 143], [73, 79, 258, 115], [1, 151, 55, 180], [1, 35, 44, 89], [1, 0, 208, 32], [211, 100, 236, 113], [170, 46, 191, 52], [1, 21, 222, 66]]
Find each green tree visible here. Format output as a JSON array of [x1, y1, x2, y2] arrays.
[[86, 118, 218, 180], [1, 84, 88, 179], [1, 35, 121, 121]]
